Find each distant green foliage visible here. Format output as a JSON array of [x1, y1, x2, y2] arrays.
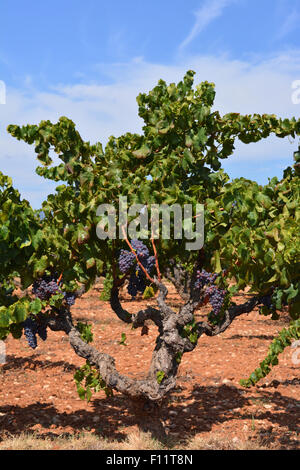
[[240, 319, 300, 387], [99, 275, 114, 301]]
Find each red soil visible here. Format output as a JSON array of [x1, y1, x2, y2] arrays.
[[0, 281, 299, 449]]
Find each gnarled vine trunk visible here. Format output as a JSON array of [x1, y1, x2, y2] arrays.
[[46, 275, 259, 403]]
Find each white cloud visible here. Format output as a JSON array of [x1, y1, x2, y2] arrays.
[[277, 8, 300, 39], [1, 51, 300, 208], [178, 0, 234, 52]]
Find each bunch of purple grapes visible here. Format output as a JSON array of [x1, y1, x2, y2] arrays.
[[208, 287, 226, 315], [195, 269, 219, 289], [23, 317, 47, 349], [118, 240, 155, 298], [36, 322, 48, 341], [33, 273, 77, 306], [127, 271, 146, 297], [118, 250, 136, 273], [64, 292, 77, 306], [32, 274, 60, 300], [259, 294, 272, 308], [195, 269, 226, 315], [258, 293, 275, 313]]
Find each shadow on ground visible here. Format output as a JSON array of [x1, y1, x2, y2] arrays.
[[1, 355, 76, 373], [0, 383, 299, 449]]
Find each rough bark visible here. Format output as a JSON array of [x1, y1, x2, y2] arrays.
[[47, 308, 182, 401], [163, 250, 205, 302], [195, 296, 260, 338], [163, 264, 191, 302], [46, 281, 260, 403]]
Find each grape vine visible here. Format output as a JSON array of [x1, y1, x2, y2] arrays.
[[0, 70, 299, 404]]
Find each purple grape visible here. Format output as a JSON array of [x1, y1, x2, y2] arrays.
[[128, 272, 138, 297], [195, 269, 219, 289], [119, 240, 155, 298], [33, 273, 77, 308], [136, 270, 146, 293], [258, 293, 275, 313], [33, 274, 60, 300], [23, 317, 37, 349], [194, 270, 227, 315], [146, 256, 156, 274], [118, 249, 135, 273], [259, 295, 272, 308], [64, 292, 77, 306], [37, 323, 47, 341], [209, 288, 226, 315], [131, 239, 149, 258]]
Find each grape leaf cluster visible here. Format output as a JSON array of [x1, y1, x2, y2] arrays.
[[229, 200, 238, 217]]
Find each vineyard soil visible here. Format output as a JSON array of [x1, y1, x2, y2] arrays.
[[0, 280, 299, 450]]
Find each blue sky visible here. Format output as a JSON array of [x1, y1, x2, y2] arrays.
[[1, 0, 300, 208]]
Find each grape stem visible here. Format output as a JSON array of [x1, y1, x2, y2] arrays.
[[151, 238, 161, 282], [111, 240, 117, 281]]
